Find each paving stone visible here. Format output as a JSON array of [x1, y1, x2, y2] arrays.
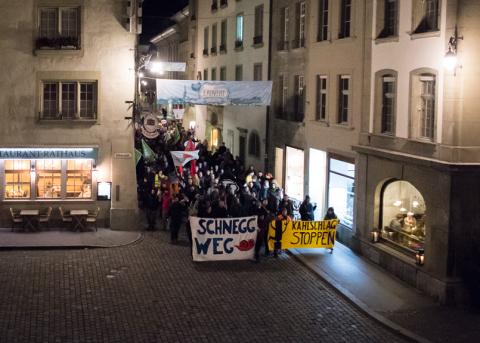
[[0, 232, 408, 343]]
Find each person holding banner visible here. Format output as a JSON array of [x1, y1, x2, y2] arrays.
[[254, 200, 274, 262], [324, 207, 338, 253], [299, 195, 317, 221], [273, 207, 292, 258]]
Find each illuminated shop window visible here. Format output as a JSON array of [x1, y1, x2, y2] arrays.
[[328, 158, 354, 228], [66, 160, 92, 199], [4, 160, 31, 199], [36, 160, 62, 199], [381, 180, 426, 252]]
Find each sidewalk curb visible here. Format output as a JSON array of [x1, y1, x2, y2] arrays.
[[289, 251, 432, 343], [0, 233, 144, 251]]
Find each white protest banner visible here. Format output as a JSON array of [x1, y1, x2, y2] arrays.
[[170, 150, 199, 167], [190, 216, 258, 261]]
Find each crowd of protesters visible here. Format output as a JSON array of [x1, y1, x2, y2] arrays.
[[136, 119, 336, 262]]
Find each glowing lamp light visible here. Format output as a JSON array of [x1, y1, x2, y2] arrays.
[[141, 80, 148, 86], [189, 121, 196, 130], [138, 71, 144, 78], [393, 200, 402, 207], [412, 201, 419, 208], [148, 61, 165, 75], [443, 50, 458, 72], [400, 207, 407, 212]]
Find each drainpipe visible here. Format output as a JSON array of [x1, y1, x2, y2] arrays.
[[264, 0, 273, 172]]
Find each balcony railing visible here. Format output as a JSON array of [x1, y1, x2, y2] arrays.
[[253, 36, 263, 45], [219, 44, 226, 53], [210, 46, 217, 54], [202, 48, 209, 56], [234, 40, 243, 49], [36, 36, 80, 50]]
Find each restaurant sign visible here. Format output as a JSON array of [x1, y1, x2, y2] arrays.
[[0, 148, 98, 161]]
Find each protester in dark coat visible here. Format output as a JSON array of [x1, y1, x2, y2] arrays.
[[278, 194, 294, 217], [299, 195, 317, 221], [144, 189, 159, 231], [169, 194, 188, 243], [254, 200, 272, 262], [324, 207, 338, 220], [212, 200, 229, 218]]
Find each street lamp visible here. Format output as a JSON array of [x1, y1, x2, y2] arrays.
[[444, 26, 463, 74], [148, 60, 165, 75]]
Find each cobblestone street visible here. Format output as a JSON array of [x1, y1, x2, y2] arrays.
[[0, 233, 408, 343]]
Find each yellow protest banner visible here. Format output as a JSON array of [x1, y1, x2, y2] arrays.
[[268, 219, 339, 250]]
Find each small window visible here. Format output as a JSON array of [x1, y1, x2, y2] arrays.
[[220, 66, 227, 81], [253, 63, 262, 81], [413, 0, 439, 34], [203, 26, 209, 55], [235, 65, 243, 81], [294, 2, 306, 48], [339, 0, 352, 39], [66, 160, 92, 199], [294, 75, 305, 121], [36, 160, 62, 199], [279, 7, 290, 50], [278, 74, 288, 118], [254, 5, 264, 44], [4, 160, 31, 199], [236, 14, 244, 46], [41, 80, 97, 120], [410, 72, 436, 140], [318, 0, 329, 41], [316, 75, 328, 121], [377, 0, 398, 38], [220, 20, 227, 51], [338, 75, 350, 124], [381, 75, 396, 134], [248, 131, 261, 158], [37, 7, 80, 50], [211, 23, 217, 53], [381, 180, 426, 252], [211, 67, 217, 81]]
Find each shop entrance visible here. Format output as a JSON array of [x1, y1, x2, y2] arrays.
[[285, 146, 304, 202]]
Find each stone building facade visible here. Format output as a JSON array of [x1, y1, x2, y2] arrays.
[[269, 0, 368, 243], [194, 0, 270, 170], [0, 0, 140, 229], [355, 0, 480, 305]]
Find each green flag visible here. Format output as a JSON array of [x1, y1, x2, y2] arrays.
[[141, 139, 157, 162], [134, 148, 142, 165]]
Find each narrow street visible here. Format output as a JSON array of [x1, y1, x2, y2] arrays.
[[0, 233, 408, 343]]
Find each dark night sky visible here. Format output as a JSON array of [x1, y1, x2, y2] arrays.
[[140, 0, 189, 44]]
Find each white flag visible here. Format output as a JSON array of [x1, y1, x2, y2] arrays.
[[170, 150, 200, 167]]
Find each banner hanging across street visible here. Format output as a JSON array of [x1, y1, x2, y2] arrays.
[[268, 220, 339, 250], [190, 216, 258, 261], [156, 79, 273, 106]]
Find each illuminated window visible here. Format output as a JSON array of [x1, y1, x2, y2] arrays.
[[328, 157, 354, 228], [210, 128, 220, 148], [4, 160, 31, 199], [381, 180, 426, 252], [236, 14, 244, 45], [66, 160, 92, 199], [36, 160, 62, 199]]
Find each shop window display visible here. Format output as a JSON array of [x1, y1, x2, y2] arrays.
[[66, 160, 92, 198], [328, 158, 354, 228], [36, 160, 62, 198], [381, 180, 426, 251], [5, 160, 31, 199]]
